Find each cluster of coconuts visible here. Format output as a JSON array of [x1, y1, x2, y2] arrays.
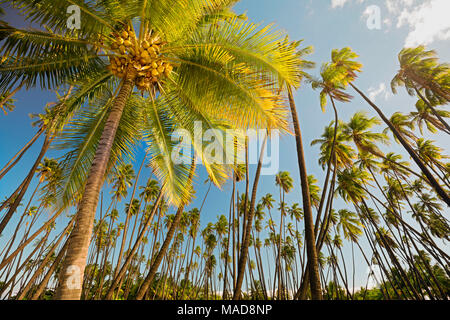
[[108, 26, 173, 92]]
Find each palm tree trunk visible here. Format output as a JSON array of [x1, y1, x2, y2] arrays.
[[135, 160, 196, 300], [54, 76, 136, 300], [113, 151, 148, 279], [0, 133, 51, 235], [0, 128, 43, 181], [31, 237, 70, 300], [105, 191, 163, 299], [287, 87, 322, 299], [233, 133, 267, 300], [0, 206, 64, 271], [350, 83, 450, 206], [17, 217, 74, 300]]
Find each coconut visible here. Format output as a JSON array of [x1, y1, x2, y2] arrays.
[[157, 66, 165, 73], [119, 45, 126, 54], [165, 65, 173, 75], [121, 30, 129, 39], [142, 40, 150, 49], [151, 69, 159, 77], [123, 40, 133, 48]]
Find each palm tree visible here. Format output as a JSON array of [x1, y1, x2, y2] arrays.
[[410, 99, 450, 135], [331, 47, 450, 206], [311, 121, 355, 170], [274, 171, 293, 299], [2, 1, 301, 299], [384, 112, 417, 144], [0, 106, 62, 234], [343, 111, 389, 158], [391, 46, 450, 133], [233, 132, 268, 299]]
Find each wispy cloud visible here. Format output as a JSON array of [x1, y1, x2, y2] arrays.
[[368, 83, 391, 102]]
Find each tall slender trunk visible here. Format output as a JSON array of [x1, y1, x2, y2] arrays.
[[105, 191, 163, 299], [114, 151, 148, 279], [54, 76, 136, 300], [0, 207, 64, 270], [0, 134, 51, 235], [135, 160, 196, 300], [0, 128, 43, 181], [350, 83, 450, 206], [17, 217, 75, 300], [233, 133, 267, 299], [287, 87, 322, 299]]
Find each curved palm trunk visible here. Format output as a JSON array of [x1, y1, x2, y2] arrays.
[[54, 76, 135, 300], [287, 87, 322, 300], [135, 160, 196, 300], [0, 133, 51, 235], [233, 133, 267, 300], [350, 83, 450, 207]]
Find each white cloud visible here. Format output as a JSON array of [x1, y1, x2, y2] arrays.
[[368, 83, 390, 102], [331, 0, 349, 8], [385, 0, 414, 14], [331, 0, 450, 46], [331, 0, 365, 9], [396, 0, 450, 47]]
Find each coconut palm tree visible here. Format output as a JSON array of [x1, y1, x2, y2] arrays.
[[391, 46, 450, 133], [410, 99, 450, 135], [331, 47, 450, 206], [383, 112, 417, 144], [1, 1, 301, 299], [274, 171, 293, 299], [311, 121, 355, 170], [343, 111, 389, 158], [283, 41, 323, 300]]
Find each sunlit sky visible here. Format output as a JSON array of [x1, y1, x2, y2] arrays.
[[0, 0, 449, 289]]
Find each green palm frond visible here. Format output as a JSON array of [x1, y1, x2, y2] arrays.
[[4, 0, 116, 36], [0, 51, 106, 91], [166, 17, 300, 87], [54, 91, 141, 207], [140, 95, 192, 207]]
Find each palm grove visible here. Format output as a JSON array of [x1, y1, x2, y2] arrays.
[[0, 0, 448, 300]]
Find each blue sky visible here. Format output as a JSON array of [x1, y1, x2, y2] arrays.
[[0, 0, 449, 290]]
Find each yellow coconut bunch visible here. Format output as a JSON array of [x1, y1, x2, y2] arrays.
[[107, 25, 174, 93]]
